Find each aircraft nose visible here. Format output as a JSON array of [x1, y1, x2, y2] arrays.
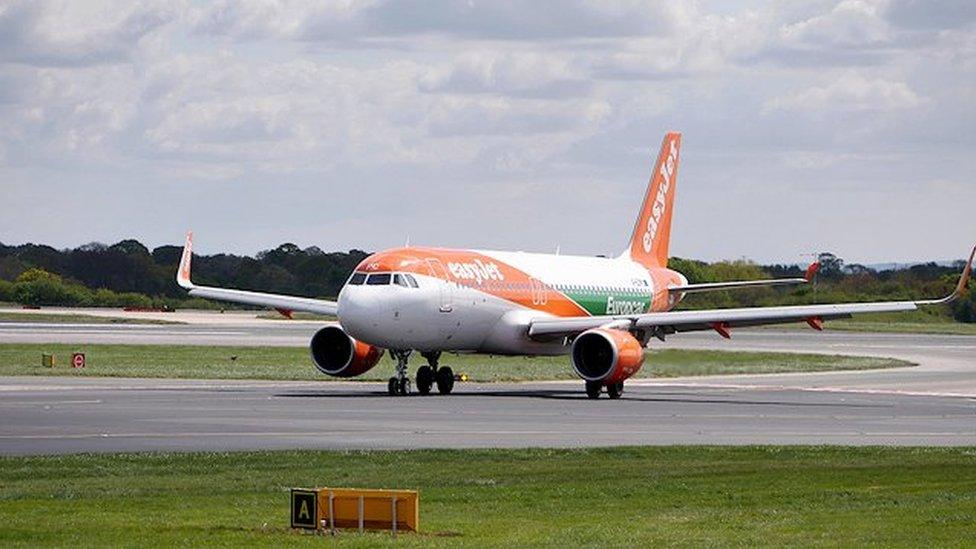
[[338, 286, 374, 321]]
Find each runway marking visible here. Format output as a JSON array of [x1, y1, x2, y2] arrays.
[[0, 327, 249, 336], [1, 430, 974, 441], [0, 399, 102, 406], [627, 381, 976, 399]]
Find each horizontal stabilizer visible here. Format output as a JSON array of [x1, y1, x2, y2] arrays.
[[669, 277, 808, 294]]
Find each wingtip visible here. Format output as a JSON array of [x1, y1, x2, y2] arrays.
[[177, 230, 194, 289], [958, 242, 975, 295], [804, 261, 821, 282]]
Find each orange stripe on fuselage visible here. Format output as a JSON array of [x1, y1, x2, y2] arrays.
[[357, 247, 591, 317]]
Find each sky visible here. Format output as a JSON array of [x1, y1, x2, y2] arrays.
[[0, 0, 974, 265]]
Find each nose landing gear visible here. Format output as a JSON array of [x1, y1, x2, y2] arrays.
[[388, 349, 412, 396]]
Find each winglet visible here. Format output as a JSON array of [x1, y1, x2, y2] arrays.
[[804, 261, 821, 282], [177, 230, 194, 289], [918, 242, 975, 305]]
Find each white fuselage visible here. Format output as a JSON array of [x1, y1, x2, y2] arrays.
[[337, 248, 685, 355]]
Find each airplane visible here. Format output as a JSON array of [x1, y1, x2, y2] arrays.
[[175, 132, 975, 399]]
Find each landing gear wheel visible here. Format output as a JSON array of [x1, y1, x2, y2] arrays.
[[396, 377, 411, 395], [416, 365, 434, 395], [585, 381, 602, 399], [388, 349, 412, 397], [606, 381, 624, 399], [436, 366, 455, 395]]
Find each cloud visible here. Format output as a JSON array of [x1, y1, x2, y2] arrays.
[[0, 0, 973, 263], [780, 0, 892, 49], [419, 51, 591, 98], [0, 0, 177, 67], [764, 73, 926, 113], [885, 0, 976, 30], [188, 0, 680, 43]]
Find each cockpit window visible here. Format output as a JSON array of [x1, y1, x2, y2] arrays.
[[348, 272, 367, 286], [366, 273, 392, 285], [392, 273, 420, 288]]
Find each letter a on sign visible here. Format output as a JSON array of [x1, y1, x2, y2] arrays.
[[291, 489, 318, 529]]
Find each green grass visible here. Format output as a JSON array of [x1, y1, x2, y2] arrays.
[[1, 447, 975, 546], [0, 343, 910, 382], [0, 312, 182, 325], [757, 309, 976, 335], [826, 310, 976, 335]]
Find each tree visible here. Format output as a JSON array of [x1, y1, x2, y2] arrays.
[[817, 252, 845, 279]]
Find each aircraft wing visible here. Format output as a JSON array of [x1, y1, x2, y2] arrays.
[[176, 231, 339, 316], [529, 245, 974, 339], [668, 261, 818, 295]]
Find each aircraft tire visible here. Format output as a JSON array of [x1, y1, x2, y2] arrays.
[[387, 377, 397, 396], [436, 367, 455, 395], [416, 366, 434, 395], [607, 381, 624, 399], [396, 377, 410, 395], [585, 381, 602, 399]]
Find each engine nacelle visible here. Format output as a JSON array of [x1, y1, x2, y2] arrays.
[[571, 328, 645, 385], [310, 325, 384, 378]]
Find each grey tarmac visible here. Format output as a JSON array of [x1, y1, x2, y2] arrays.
[[1, 310, 975, 454], [1, 376, 974, 455]]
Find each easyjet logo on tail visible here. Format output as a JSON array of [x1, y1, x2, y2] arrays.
[[642, 137, 679, 254]]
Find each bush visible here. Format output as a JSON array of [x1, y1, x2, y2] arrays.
[[951, 283, 975, 323], [12, 268, 94, 306], [0, 279, 14, 302]]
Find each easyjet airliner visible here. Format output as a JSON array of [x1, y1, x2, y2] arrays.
[[176, 132, 974, 398]]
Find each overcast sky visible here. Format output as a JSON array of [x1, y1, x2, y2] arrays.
[[1, 0, 974, 264]]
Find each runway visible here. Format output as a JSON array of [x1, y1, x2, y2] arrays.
[[2, 310, 975, 454], [1, 376, 974, 454], [3, 311, 975, 395]]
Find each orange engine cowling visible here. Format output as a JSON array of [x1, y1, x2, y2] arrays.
[[310, 326, 384, 378], [571, 328, 645, 385]]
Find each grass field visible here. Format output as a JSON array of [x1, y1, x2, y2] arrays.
[[1, 447, 975, 546], [824, 310, 976, 335], [759, 309, 976, 335], [0, 343, 910, 381], [0, 312, 181, 325]]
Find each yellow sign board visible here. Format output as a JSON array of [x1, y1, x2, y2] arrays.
[[291, 487, 419, 533]]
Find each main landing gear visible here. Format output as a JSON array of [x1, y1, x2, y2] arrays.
[[585, 380, 624, 400], [387, 350, 455, 396]]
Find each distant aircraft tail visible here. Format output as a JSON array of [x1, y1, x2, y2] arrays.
[[624, 132, 681, 268]]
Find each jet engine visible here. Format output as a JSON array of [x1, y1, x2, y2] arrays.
[[310, 325, 384, 377], [571, 328, 645, 385]]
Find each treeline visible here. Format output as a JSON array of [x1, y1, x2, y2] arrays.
[[670, 252, 975, 323], [0, 240, 972, 322], [0, 240, 368, 309]]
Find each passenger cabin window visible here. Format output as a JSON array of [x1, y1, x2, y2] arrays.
[[348, 272, 367, 285], [366, 273, 392, 285]]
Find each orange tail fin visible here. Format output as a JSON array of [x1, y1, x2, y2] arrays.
[[625, 132, 681, 268]]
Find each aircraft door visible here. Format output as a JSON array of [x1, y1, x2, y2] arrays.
[[426, 258, 453, 313]]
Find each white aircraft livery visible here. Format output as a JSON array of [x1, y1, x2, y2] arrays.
[[176, 132, 975, 398]]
